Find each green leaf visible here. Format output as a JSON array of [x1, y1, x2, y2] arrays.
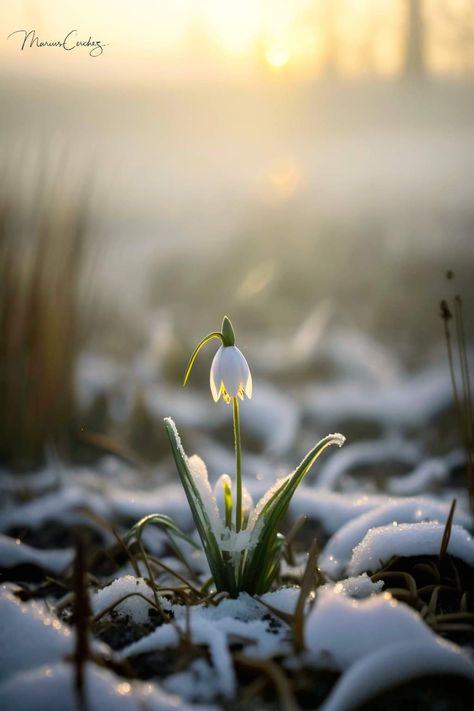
[[242, 433, 345, 593], [164, 417, 229, 592], [125, 513, 200, 550]]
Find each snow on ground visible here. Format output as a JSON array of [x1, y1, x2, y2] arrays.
[[0, 534, 73, 574], [0, 486, 114, 537], [314, 436, 421, 490], [91, 576, 161, 624], [348, 522, 474, 576], [290, 489, 394, 534], [319, 498, 473, 578], [0, 583, 214, 709], [0, 584, 113, 681], [387, 451, 463, 495], [319, 574, 383, 599], [304, 588, 436, 669], [0, 662, 211, 711], [1, 343, 474, 709], [121, 589, 295, 700], [320, 639, 474, 711], [0, 585, 74, 680], [303, 367, 453, 431], [117, 579, 474, 706]]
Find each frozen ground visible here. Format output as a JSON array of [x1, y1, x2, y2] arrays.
[[0, 322, 473, 710]]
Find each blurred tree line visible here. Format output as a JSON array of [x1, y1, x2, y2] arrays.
[[278, 0, 474, 79]]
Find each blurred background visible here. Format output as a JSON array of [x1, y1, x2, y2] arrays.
[[1, 1, 473, 473]]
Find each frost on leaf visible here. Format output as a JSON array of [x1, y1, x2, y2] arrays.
[[187, 454, 223, 538]]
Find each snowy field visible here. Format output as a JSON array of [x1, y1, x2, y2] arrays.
[[1, 315, 473, 710], [1, 71, 474, 709]]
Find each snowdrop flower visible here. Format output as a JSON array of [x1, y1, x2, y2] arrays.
[[184, 315, 252, 405], [183, 316, 252, 531], [210, 344, 252, 403], [132, 315, 346, 598]]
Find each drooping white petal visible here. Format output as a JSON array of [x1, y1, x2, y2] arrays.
[[209, 345, 252, 402], [244, 369, 253, 399], [235, 347, 252, 399], [210, 347, 224, 401], [219, 347, 244, 397], [234, 346, 251, 383]]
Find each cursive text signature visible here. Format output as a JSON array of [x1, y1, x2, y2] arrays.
[[8, 29, 108, 57]]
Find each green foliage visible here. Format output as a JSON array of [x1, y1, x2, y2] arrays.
[[143, 417, 345, 597]]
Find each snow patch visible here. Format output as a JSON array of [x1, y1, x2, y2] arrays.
[[348, 522, 474, 576], [304, 367, 452, 431], [305, 589, 435, 670], [315, 437, 420, 490], [320, 499, 473, 578], [0, 534, 73, 574], [320, 639, 474, 711], [122, 591, 292, 700], [0, 661, 207, 711], [0, 486, 113, 535], [290, 489, 391, 534], [0, 585, 73, 681], [326, 574, 383, 599], [387, 450, 464, 495], [91, 576, 160, 624]]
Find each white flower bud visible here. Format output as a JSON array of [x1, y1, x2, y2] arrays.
[[209, 345, 253, 403]]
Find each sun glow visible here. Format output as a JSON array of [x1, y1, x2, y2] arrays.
[[265, 45, 290, 69], [205, 0, 261, 55], [0, 0, 468, 83]]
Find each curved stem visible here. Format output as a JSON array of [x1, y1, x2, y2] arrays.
[[233, 397, 243, 532], [183, 331, 223, 386]]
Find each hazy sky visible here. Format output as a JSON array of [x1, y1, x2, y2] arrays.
[[1, 1, 472, 84]]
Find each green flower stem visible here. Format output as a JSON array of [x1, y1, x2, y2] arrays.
[[222, 477, 233, 529], [232, 397, 243, 532]]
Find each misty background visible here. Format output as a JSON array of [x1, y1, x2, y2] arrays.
[[1, 0, 473, 469]]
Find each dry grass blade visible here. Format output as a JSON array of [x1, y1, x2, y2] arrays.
[[427, 585, 440, 616], [240, 674, 269, 704], [0, 166, 90, 472], [433, 612, 474, 623], [146, 554, 202, 597], [439, 498, 456, 563], [371, 571, 418, 601], [293, 539, 321, 654], [136, 541, 162, 612], [454, 295, 474, 510], [440, 290, 474, 513], [78, 508, 141, 577], [255, 539, 323, 652], [234, 653, 299, 711], [72, 535, 91, 710], [255, 597, 294, 627], [284, 514, 306, 566], [412, 561, 441, 582]]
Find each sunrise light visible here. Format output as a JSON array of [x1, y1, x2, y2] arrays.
[[265, 44, 290, 69]]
